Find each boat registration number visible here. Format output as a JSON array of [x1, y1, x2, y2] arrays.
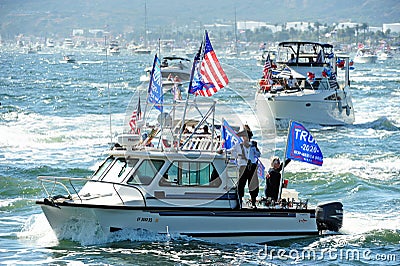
[[137, 217, 153, 222]]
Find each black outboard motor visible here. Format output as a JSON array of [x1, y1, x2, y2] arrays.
[[316, 202, 343, 232]]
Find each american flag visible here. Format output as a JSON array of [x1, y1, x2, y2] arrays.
[[129, 96, 141, 134], [190, 31, 229, 97], [263, 53, 272, 78]]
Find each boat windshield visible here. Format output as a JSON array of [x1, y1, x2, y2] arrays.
[[160, 161, 221, 187], [101, 157, 139, 183], [91, 156, 114, 180]]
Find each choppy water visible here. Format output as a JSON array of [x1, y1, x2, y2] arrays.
[[1, 46, 399, 265]]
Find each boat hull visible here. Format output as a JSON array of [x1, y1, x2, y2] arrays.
[[255, 88, 355, 126], [37, 201, 319, 244], [353, 55, 377, 64]]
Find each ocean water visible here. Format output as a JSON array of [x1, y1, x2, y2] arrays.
[[0, 46, 399, 265]]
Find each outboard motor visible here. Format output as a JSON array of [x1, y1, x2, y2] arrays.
[[316, 202, 343, 232]]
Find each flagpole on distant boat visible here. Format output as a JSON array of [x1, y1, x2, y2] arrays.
[[278, 120, 292, 201]]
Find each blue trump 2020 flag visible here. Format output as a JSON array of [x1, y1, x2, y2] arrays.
[[286, 121, 323, 166], [147, 54, 163, 112]]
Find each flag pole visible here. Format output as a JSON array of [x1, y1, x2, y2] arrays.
[[178, 32, 205, 148], [142, 54, 158, 122], [278, 120, 292, 201]]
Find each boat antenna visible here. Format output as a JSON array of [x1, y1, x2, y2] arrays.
[[104, 36, 113, 145]]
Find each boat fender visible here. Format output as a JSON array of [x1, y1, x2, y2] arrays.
[[337, 101, 342, 112], [346, 105, 351, 116]]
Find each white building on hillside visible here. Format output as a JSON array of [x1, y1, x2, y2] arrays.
[[383, 23, 400, 33]]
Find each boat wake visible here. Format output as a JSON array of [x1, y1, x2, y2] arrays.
[[356, 117, 400, 131]]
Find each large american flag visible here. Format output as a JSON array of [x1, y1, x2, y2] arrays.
[[190, 31, 229, 97], [129, 96, 141, 134]]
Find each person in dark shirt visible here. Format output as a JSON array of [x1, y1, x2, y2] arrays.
[[265, 157, 291, 201]]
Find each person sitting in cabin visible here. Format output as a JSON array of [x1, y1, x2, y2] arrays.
[[265, 157, 291, 202], [288, 53, 296, 63]]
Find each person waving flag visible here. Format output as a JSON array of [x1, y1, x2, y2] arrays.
[[189, 31, 229, 97]]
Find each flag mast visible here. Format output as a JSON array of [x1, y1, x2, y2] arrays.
[[278, 120, 292, 201], [178, 32, 205, 147]]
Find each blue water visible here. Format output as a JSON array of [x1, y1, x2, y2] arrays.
[[1, 46, 400, 265]]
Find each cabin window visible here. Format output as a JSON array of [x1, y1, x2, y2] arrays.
[[101, 158, 138, 183], [127, 159, 164, 185], [160, 161, 221, 187], [91, 156, 114, 180]]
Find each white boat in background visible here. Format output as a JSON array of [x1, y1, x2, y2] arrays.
[[143, 56, 192, 88], [63, 38, 74, 49], [46, 39, 55, 48], [108, 41, 121, 55], [255, 41, 355, 126], [353, 47, 377, 64], [59, 54, 76, 64], [377, 51, 394, 61], [132, 45, 151, 54]]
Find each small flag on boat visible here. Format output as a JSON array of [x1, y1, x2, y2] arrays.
[[147, 54, 163, 112], [129, 96, 142, 134], [263, 53, 272, 79], [221, 119, 242, 149], [285, 121, 323, 166], [189, 31, 229, 97]]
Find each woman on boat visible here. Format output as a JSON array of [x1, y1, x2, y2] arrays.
[[265, 157, 291, 201]]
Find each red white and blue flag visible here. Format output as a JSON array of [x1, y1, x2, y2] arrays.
[[189, 31, 229, 97], [129, 96, 142, 134], [263, 53, 272, 79]]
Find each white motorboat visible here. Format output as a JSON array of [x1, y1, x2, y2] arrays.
[[353, 47, 378, 64], [143, 56, 192, 88], [63, 38, 74, 49], [36, 97, 343, 244], [59, 54, 76, 64], [255, 41, 355, 126]]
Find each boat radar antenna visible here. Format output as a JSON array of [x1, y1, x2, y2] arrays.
[[104, 36, 113, 145]]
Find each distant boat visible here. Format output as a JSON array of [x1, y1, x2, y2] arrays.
[[353, 47, 377, 64], [46, 39, 55, 48], [142, 55, 192, 88], [255, 41, 355, 126], [108, 41, 121, 56], [133, 45, 151, 54], [59, 55, 76, 64], [63, 38, 74, 49]]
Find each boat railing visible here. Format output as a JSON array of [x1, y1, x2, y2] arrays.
[[38, 176, 89, 202], [180, 134, 222, 151], [38, 176, 147, 206]]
